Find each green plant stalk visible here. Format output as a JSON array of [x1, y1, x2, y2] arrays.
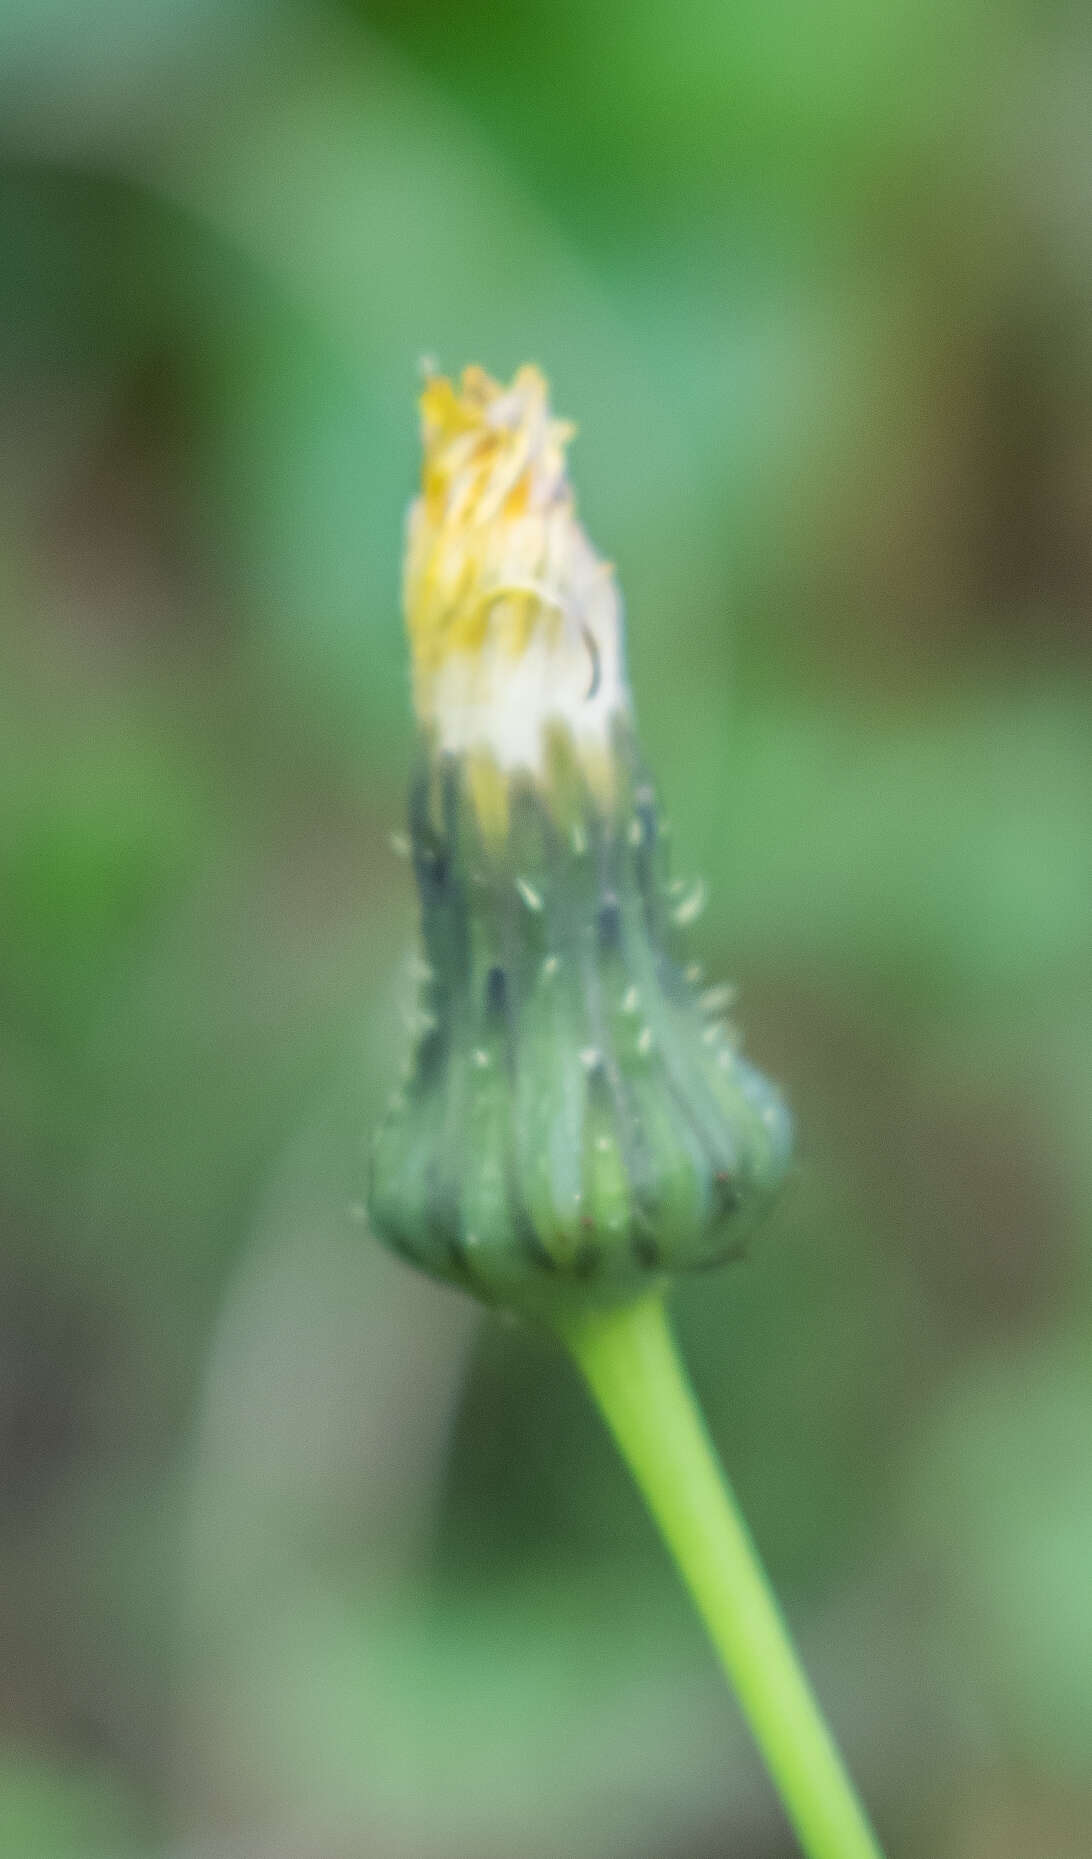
[[555, 1294, 885, 1859]]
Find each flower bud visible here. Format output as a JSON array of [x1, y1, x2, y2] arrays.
[[369, 365, 790, 1311]]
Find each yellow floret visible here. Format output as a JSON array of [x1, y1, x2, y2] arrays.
[[406, 364, 574, 680], [402, 364, 630, 810]]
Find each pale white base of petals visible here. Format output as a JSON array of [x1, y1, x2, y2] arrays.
[[426, 582, 631, 772]]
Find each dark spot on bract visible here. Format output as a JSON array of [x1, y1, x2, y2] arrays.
[[713, 1171, 740, 1215], [485, 964, 508, 1016], [597, 892, 622, 948]]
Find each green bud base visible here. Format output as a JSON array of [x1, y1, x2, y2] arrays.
[[369, 722, 791, 1313]]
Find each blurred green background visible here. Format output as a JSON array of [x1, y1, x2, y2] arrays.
[[2, 2, 1092, 1854]]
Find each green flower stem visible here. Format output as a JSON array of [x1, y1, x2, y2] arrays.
[[554, 1293, 885, 1859]]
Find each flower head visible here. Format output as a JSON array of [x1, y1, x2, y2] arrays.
[[370, 364, 791, 1314], [404, 365, 629, 831]]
